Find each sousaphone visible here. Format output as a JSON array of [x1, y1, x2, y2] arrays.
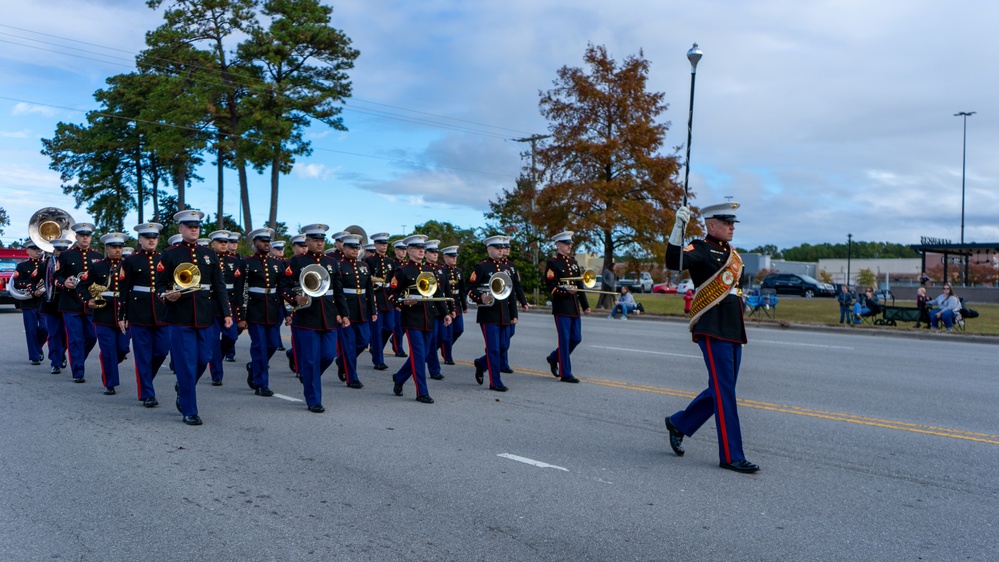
[[28, 207, 76, 253]]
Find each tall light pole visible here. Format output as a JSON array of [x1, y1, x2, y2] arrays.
[[677, 42, 702, 276], [847, 233, 853, 288], [513, 134, 551, 305], [954, 111, 975, 244]]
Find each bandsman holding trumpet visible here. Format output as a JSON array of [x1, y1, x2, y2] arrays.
[[279, 224, 348, 412], [12, 240, 48, 366], [157, 210, 232, 425], [56, 222, 102, 383], [77, 232, 130, 395], [467, 235, 518, 391], [335, 234, 375, 389], [440, 245, 466, 365], [241, 228, 284, 397], [364, 232, 394, 371], [117, 222, 168, 407], [387, 234, 452, 404], [544, 231, 590, 384], [389, 239, 409, 358]]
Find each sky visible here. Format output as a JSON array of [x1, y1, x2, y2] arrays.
[[1, 0, 997, 252]]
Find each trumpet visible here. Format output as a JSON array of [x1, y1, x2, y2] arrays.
[[475, 271, 512, 307], [163, 262, 202, 296], [559, 267, 619, 295], [293, 264, 330, 311], [406, 272, 452, 302]]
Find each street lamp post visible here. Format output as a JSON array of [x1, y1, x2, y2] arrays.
[[847, 233, 853, 288], [677, 43, 702, 276], [954, 111, 975, 286]]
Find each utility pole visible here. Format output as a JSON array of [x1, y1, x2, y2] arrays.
[[513, 134, 551, 305]]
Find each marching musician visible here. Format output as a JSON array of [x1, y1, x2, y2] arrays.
[[662, 203, 759, 474], [240, 228, 284, 397], [207, 230, 237, 385], [389, 239, 409, 358], [270, 240, 288, 351], [223, 231, 244, 361], [41, 238, 71, 374], [335, 234, 375, 389], [423, 239, 449, 380], [77, 232, 130, 395], [499, 240, 527, 374], [544, 231, 590, 384], [12, 240, 48, 366], [387, 234, 452, 404], [157, 210, 232, 425], [284, 234, 308, 372], [364, 232, 394, 371], [167, 234, 183, 247], [56, 222, 101, 383], [363, 243, 376, 260], [467, 236, 518, 391], [329, 231, 348, 262], [439, 245, 466, 365], [279, 224, 348, 412], [117, 222, 168, 408]]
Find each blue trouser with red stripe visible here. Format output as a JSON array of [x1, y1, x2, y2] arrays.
[[209, 317, 235, 382], [393, 328, 431, 397], [391, 309, 404, 354], [96, 324, 130, 389], [440, 313, 464, 362], [21, 308, 47, 362], [64, 312, 97, 380], [668, 336, 745, 464], [130, 324, 168, 399], [42, 312, 66, 368], [248, 322, 281, 390], [427, 318, 443, 375], [500, 320, 513, 371], [293, 327, 337, 407], [338, 321, 370, 384], [369, 312, 388, 365], [171, 325, 212, 416], [547, 315, 581, 380], [476, 323, 507, 388]]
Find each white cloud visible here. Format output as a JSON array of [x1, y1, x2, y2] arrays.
[[0, 129, 32, 138], [294, 163, 336, 180], [11, 102, 56, 117]]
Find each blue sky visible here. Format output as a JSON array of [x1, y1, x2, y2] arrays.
[[1, 0, 997, 252]]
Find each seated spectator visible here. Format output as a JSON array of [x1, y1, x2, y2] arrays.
[[928, 284, 962, 332], [836, 284, 854, 324], [915, 286, 931, 329], [608, 285, 637, 320], [852, 287, 881, 324]]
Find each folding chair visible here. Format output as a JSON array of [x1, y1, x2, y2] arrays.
[[744, 294, 761, 318]]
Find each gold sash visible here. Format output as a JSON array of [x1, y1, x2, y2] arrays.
[[688, 248, 743, 332]]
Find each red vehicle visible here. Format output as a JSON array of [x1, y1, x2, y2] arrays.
[[0, 248, 30, 305]]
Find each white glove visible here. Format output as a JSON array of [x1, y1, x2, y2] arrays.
[[669, 206, 690, 246]]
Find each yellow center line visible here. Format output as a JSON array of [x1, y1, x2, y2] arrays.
[[453, 360, 999, 446]]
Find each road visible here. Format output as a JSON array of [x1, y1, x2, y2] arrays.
[[1, 308, 996, 561]]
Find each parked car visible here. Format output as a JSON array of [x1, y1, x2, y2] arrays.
[[0, 248, 30, 305], [759, 273, 835, 298], [652, 279, 695, 294], [617, 271, 653, 293]]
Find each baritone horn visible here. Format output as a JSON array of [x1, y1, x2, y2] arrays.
[[476, 271, 512, 306], [293, 264, 330, 311], [28, 207, 75, 253], [407, 272, 452, 301], [163, 262, 202, 296]]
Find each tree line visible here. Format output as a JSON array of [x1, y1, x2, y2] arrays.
[[742, 241, 920, 261]]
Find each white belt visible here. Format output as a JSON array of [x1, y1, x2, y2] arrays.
[[200, 284, 211, 291], [225, 284, 234, 290], [325, 290, 336, 297], [730, 288, 739, 295], [100, 291, 117, 298], [132, 286, 154, 293], [343, 288, 366, 294], [248, 287, 276, 294]]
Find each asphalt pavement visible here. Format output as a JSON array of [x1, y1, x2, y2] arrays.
[[1, 307, 997, 561]]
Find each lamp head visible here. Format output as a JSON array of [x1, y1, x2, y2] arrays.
[[687, 43, 703, 72]]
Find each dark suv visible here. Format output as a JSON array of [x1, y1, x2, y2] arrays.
[[759, 273, 835, 298]]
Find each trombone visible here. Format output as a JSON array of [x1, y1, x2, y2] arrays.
[[405, 272, 453, 302], [559, 267, 619, 295], [293, 264, 330, 311], [163, 262, 202, 297], [475, 271, 512, 307]]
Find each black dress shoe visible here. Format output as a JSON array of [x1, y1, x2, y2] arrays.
[[560, 376, 580, 383], [30, 360, 40, 366], [336, 360, 346, 382], [276, 345, 285, 351], [373, 363, 388, 371], [720, 459, 760, 473], [103, 387, 116, 396], [255, 387, 274, 397], [393, 381, 404, 396], [183, 415, 203, 426], [224, 356, 235, 363], [444, 360, 455, 365], [176, 397, 182, 413], [394, 352, 408, 358], [50, 366, 61, 374], [211, 379, 223, 386], [287, 351, 297, 373], [664, 417, 685, 457], [308, 404, 326, 413], [490, 385, 508, 392], [246, 363, 257, 390], [429, 373, 444, 380], [38, 352, 45, 361], [143, 397, 159, 408], [473, 359, 484, 386], [73, 377, 86, 383], [347, 381, 364, 389], [546, 355, 559, 377], [415, 395, 435, 404], [499, 368, 513, 374], [62, 358, 68, 368]]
